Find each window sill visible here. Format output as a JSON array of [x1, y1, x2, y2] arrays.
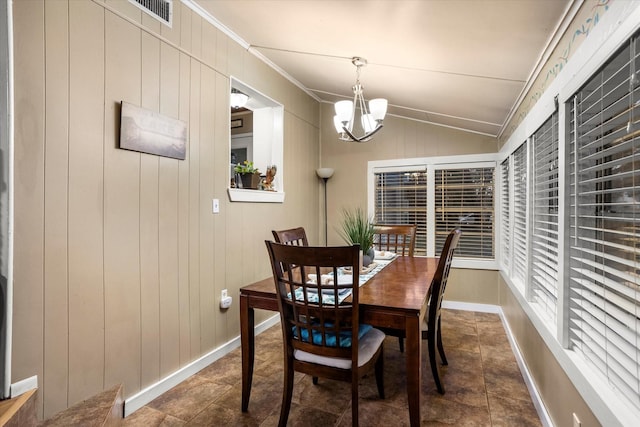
[[451, 258, 498, 270], [227, 188, 285, 203]]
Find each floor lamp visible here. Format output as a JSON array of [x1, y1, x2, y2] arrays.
[[316, 167, 334, 246]]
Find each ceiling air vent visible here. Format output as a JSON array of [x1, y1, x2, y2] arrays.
[[129, 0, 173, 27]]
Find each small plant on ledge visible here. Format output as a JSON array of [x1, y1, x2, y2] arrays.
[[234, 160, 259, 175], [234, 160, 261, 189]]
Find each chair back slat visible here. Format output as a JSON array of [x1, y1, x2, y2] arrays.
[[272, 227, 309, 246], [265, 241, 361, 360], [372, 224, 417, 256]]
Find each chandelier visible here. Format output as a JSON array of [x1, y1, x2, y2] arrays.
[[334, 57, 387, 142]]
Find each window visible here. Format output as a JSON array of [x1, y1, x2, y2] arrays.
[[434, 167, 494, 258], [373, 167, 428, 256], [500, 159, 511, 271], [512, 143, 528, 286], [370, 155, 497, 265], [568, 35, 640, 410], [529, 112, 559, 322]]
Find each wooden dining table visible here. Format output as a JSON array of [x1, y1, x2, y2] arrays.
[[239, 256, 439, 427]]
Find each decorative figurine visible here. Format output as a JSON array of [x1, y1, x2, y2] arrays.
[[262, 165, 277, 191]]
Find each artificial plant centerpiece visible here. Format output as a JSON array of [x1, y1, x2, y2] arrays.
[[234, 160, 261, 189], [338, 207, 376, 267]]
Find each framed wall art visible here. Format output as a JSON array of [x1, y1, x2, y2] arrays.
[[119, 101, 187, 160]]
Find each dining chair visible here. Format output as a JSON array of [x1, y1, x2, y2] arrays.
[[423, 228, 461, 394], [372, 224, 417, 257], [272, 226, 309, 246], [371, 228, 460, 393], [265, 241, 385, 427], [373, 224, 417, 352]]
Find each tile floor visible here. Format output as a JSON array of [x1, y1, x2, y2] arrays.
[[123, 309, 542, 426]]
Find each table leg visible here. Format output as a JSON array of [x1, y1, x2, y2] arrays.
[[405, 315, 421, 427], [240, 294, 255, 412]]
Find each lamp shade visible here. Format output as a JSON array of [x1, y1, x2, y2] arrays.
[[361, 114, 375, 133], [335, 100, 353, 124], [316, 168, 334, 179], [369, 98, 388, 121]]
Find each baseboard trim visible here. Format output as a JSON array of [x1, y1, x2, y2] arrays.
[[442, 300, 501, 313], [124, 314, 280, 417], [444, 300, 553, 427], [10, 375, 37, 398]]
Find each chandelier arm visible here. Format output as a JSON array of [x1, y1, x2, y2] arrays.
[[363, 124, 384, 139], [341, 123, 384, 143], [356, 124, 384, 142], [341, 126, 361, 142]]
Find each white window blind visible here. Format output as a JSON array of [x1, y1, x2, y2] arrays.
[[374, 170, 428, 256], [530, 113, 559, 323], [500, 159, 511, 271], [434, 167, 495, 258], [512, 143, 528, 285], [568, 35, 640, 410]]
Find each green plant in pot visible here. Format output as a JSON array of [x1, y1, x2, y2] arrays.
[[234, 160, 261, 189], [338, 207, 376, 267]]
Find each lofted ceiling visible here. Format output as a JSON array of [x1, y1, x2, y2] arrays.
[[192, 0, 575, 137]]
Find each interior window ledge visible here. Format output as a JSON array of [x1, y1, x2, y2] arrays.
[[227, 188, 285, 203]]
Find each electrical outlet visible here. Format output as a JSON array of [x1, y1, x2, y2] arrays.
[[572, 413, 581, 427], [220, 289, 232, 309]]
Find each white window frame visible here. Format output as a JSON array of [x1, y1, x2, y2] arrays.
[[527, 112, 560, 325], [510, 141, 530, 291], [433, 162, 496, 261], [368, 153, 499, 270]]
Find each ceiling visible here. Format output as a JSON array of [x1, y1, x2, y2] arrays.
[[193, 0, 575, 138]]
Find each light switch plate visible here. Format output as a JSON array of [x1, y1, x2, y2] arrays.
[[213, 198, 220, 213]]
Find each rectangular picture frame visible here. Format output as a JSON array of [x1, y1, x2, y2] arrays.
[[120, 101, 187, 160]]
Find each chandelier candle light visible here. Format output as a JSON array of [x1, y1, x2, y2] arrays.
[[334, 57, 387, 142]]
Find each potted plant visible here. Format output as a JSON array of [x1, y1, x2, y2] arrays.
[[234, 160, 261, 189], [338, 207, 376, 267]]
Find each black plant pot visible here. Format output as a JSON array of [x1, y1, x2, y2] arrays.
[[240, 173, 261, 189]]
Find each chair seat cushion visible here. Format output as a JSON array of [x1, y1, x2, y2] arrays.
[[294, 327, 385, 369], [294, 323, 372, 348]]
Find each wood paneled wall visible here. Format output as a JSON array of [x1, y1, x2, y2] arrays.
[[12, 0, 319, 419]]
